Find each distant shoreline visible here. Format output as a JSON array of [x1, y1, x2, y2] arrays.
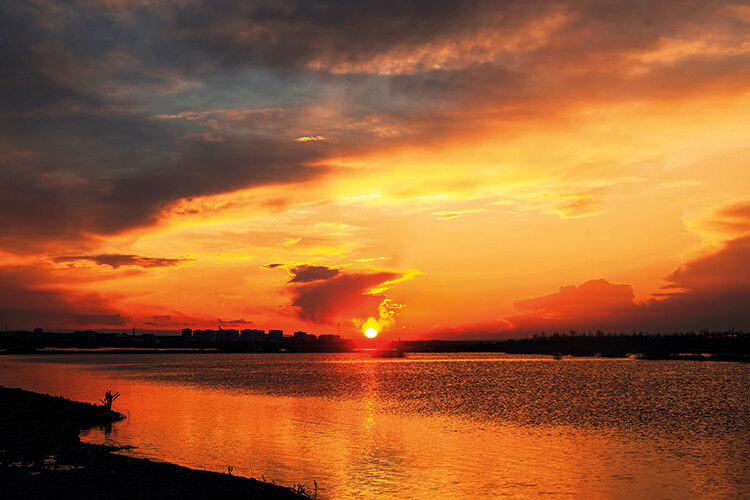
[[0, 386, 307, 499], [0, 348, 223, 355], [2, 330, 748, 362], [1, 347, 748, 363]]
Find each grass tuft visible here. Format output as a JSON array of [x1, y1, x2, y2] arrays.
[[99, 390, 120, 410]]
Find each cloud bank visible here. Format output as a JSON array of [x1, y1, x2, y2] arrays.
[[53, 254, 194, 269]]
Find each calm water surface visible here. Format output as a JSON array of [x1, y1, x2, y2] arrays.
[[0, 352, 748, 499]]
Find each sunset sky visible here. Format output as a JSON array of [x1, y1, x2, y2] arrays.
[[2, 0, 749, 339]]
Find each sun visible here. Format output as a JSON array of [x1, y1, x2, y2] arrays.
[[364, 327, 378, 339]]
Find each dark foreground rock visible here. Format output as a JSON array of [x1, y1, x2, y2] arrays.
[[0, 386, 304, 499]]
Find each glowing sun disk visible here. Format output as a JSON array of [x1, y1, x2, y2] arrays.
[[364, 328, 378, 338]]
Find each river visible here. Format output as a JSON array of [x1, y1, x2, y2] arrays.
[[0, 352, 747, 498]]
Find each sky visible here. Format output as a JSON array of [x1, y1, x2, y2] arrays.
[[1, 0, 749, 340]]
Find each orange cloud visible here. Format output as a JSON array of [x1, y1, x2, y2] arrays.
[[512, 279, 635, 323], [0, 264, 126, 329], [504, 229, 750, 335], [286, 270, 405, 325], [544, 194, 603, 219], [2, 1, 750, 337], [431, 203, 750, 338]]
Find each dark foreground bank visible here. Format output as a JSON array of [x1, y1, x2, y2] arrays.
[[0, 386, 306, 499]]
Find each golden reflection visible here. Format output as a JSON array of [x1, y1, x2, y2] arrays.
[[0, 355, 743, 499], [362, 399, 376, 433]]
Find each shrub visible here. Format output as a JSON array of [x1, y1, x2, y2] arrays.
[[99, 390, 120, 410]]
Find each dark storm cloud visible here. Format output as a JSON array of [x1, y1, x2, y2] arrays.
[[171, 0, 511, 68], [52, 254, 194, 269], [102, 136, 330, 229], [162, 0, 750, 155], [0, 3, 94, 114], [0, 2, 330, 252], [2, 0, 748, 255], [288, 265, 340, 283], [0, 134, 330, 251], [0, 2, 195, 116], [170, 0, 747, 77]]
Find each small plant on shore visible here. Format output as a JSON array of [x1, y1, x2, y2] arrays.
[[99, 390, 120, 410], [227, 465, 234, 475], [293, 480, 318, 499]]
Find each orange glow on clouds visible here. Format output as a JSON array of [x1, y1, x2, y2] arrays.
[[1, 0, 749, 336]]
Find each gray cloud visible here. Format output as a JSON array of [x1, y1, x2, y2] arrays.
[[171, 0, 508, 68], [0, 2, 329, 252], [217, 318, 255, 326], [0, 130, 330, 251], [288, 265, 340, 283], [2, 0, 748, 256]]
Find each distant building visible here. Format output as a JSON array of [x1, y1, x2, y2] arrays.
[[294, 331, 318, 342], [240, 329, 265, 343], [319, 334, 341, 343], [181, 328, 192, 338], [217, 329, 239, 343], [74, 330, 98, 339], [267, 329, 283, 342], [193, 329, 213, 342]]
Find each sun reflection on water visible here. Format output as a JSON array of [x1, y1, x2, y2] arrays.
[[0, 353, 747, 499]]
